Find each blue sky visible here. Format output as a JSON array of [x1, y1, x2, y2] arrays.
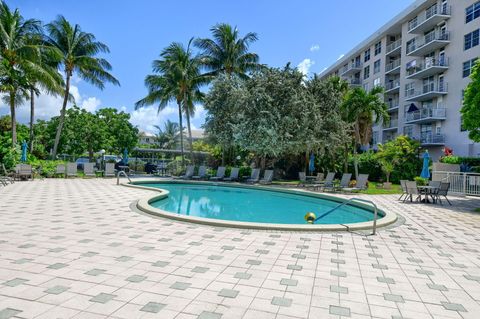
[[2, 0, 414, 133]]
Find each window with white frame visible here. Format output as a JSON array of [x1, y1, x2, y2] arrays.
[[373, 60, 381, 74], [364, 48, 371, 62], [465, 29, 480, 50], [463, 58, 478, 78], [364, 66, 370, 79], [374, 41, 382, 55], [466, 1, 480, 23]]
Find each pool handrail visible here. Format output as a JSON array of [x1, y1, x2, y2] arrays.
[[117, 170, 131, 185]]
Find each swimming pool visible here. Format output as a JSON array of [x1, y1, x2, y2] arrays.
[[133, 182, 388, 228]]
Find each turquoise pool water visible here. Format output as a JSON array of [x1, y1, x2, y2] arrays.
[[140, 183, 381, 225]]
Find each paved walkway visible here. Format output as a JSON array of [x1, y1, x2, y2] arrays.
[[1, 179, 480, 319]]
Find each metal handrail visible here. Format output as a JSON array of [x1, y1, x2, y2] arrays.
[[313, 197, 379, 235], [116, 170, 132, 185]]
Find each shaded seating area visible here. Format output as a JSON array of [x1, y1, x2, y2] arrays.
[[223, 167, 239, 182], [402, 180, 451, 205]]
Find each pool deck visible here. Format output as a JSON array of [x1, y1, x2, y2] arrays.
[[1, 178, 480, 319]]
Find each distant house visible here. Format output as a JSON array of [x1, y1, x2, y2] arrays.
[[190, 129, 205, 141], [138, 131, 157, 146]]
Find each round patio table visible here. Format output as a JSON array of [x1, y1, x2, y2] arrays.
[[417, 185, 438, 203]]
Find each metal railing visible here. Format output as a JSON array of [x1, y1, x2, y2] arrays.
[[385, 81, 400, 91], [405, 83, 448, 99], [383, 119, 398, 129], [406, 57, 449, 76], [406, 31, 450, 54], [387, 100, 399, 110], [341, 62, 362, 74], [405, 107, 446, 122], [386, 39, 402, 54], [408, 4, 451, 31], [386, 60, 401, 72], [311, 198, 379, 234], [348, 78, 362, 86], [419, 133, 445, 144], [116, 170, 132, 185], [433, 171, 480, 196]]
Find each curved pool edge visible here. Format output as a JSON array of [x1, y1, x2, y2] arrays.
[[122, 179, 398, 232]]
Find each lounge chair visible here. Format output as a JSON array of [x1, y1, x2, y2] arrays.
[[223, 167, 239, 182], [15, 164, 33, 180], [404, 181, 421, 202], [331, 173, 352, 191], [210, 166, 226, 181], [398, 180, 408, 201], [105, 163, 116, 177], [311, 172, 335, 191], [342, 174, 368, 192], [175, 165, 194, 179], [298, 172, 307, 187], [66, 163, 77, 178], [83, 163, 96, 178], [259, 170, 274, 185], [245, 168, 260, 183], [0, 164, 14, 184], [434, 182, 452, 205], [192, 166, 208, 180]]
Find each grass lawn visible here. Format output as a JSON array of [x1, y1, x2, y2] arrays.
[[474, 208, 480, 213], [360, 182, 402, 195]]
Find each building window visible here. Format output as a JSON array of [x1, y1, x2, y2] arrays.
[[374, 77, 381, 87], [364, 48, 371, 62], [374, 41, 382, 55], [373, 60, 381, 74], [406, 39, 416, 54], [466, 1, 480, 23], [405, 83, 415, 97], [464, 29, 480, 50], [463, 58, 478, 78], [403, 125, 413, 138], [363, 66, 370, 79]]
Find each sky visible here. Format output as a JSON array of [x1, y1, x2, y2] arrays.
[[1, 0, 415, 134]]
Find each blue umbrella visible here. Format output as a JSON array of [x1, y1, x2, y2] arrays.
[[308, 153, 315, 174], [123, 148, 129, 164], [420, 151, 430, 179], [20, 140, 27, 162]]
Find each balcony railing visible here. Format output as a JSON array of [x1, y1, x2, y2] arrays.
[[383, 119, 398, 129], [341, 62, 362, 75], [405, 107, 446, 123], [387, 100, 399, 110], [348, 78, 362, 86], [405, 82, 448, 100], [386, 39, 402, 55], [406, 57, 449, 78], [385, 60, 401, 73], [385, 80, 400, 91], [408, 4, 451, 33], [406, 31, 450, 55], [419, 133, 445, 145]]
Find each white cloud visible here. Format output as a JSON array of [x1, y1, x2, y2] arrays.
[[297, 58, 315, 76], [129, 105, 177, 134], [337, 54, 345, 61], [310, 44, 320, 52], [79, 97, 101, 112]]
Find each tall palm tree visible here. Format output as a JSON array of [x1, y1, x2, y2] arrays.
[[45, 15, 120, 159], [342, 86, 389, 178], [135, 39, 208, 165], [0, 2, 61, 146], [194, 23, 260, 79], [154, 120, 180, 149]]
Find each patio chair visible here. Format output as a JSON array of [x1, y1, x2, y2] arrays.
[[83, 163, 96, 178], [66, 163, 77, 178], [105, 163, 116, 177], [15, 164, 33, 181], [210, 166, 226, 181], [332, 173, 352, 191], [342, 174, 369, 192], [259, 170, 274, 185], [223, 167, 239, 182], [398, 180, 408, 201], [404, 181, 421, 202], [312, 172, 335, 191], [0, 164, 14, 184], [54, 164, 65, 177], [428, 180, 441, 188], [192, 166, 208, 180], [176, 165, 194, 179], [245, 168, 260, 183], [298, 172, 307, 187], [434, 182, 452, 206]]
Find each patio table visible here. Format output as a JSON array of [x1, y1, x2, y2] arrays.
[[417, 185, 438, 203]]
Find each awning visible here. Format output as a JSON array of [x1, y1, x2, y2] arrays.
[[407, 103, 419, 113]]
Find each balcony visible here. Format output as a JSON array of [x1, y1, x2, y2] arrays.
[[385, 60, 401, 75], [405, 107, 446, 124], [386, 39, 402, 56], [341, 62, 362, 76], [383, 119, 398, 131], [406, 57, 449, 79], [406, 31, 450, 56], [386, 100, 399, 111], [384, 80, 400, 93], [405, 83, 448, 102], [417, 133, 445, 146], [408, 5, 451, 34], [347, 78, 362, 87]]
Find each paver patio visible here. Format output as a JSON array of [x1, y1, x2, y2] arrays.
[[1, 178, 480, 318]]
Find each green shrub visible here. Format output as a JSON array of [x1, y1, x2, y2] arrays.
[[238, 166, 252, 178], [440, 156, 480, 167], [414, 176, 428, 186], [27, 159, 66, 177]]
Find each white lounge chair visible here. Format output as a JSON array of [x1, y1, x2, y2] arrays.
[[312, 172, 335, 190], [210, 167, 226, 181], [192, 166, 208, 180], [176, 165, 194, 179], [332, 173, 352, 191], [66, 163, 77, 178], [83, 163, 96, 178], [105, 163, 116, 177], [342, 174, 368, 192], [245, 168, 260, 183], [259, 170, 274, 184], [15, 164, 33, 180], [223, 167, 239, 182]]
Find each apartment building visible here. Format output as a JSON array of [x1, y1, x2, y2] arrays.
[[319, 0, 480, 160]]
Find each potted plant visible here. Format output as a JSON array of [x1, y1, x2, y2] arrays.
[[379, 159, 394, 189]]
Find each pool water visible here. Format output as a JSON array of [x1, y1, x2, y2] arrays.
[[140, 183, 381, 225]]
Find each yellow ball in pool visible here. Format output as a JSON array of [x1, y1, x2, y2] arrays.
[[304, 212, 316, 224]]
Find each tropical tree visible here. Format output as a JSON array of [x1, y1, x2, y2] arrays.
[[135, 39, 207, 165], [155, 120, 180, 149], [44, 15, 120, 159], [342, 86, 389, 178], [461, 60, 480, 142], [194, 23, 260, 79], [0, 2, 61, 146]]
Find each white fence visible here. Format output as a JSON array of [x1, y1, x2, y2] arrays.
[[432, 171, 480, 196]]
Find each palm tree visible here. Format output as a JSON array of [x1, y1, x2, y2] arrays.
[[154, 120, 180, 149], [0, 2, 61, 146], [342, 86, 389, 178], [194, 23, 260, 79], [135, 39, 208, 165], [45, 16, 120, 159]]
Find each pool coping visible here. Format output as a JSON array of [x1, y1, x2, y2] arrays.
[[123, 179, 398, 232]]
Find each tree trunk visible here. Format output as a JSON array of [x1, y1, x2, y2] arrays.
[[221, 147, 225, 166], [177, 101, 185, 166], [29, 88, 35, 152], [184, 105, 194, 165], [10, 93, 16, 146], [52, 73, 71, 159], [305, 150, 309, 173], [353, 122, 361, 179], [88, 147, 94, 162], [344, 142, 349, 173]]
